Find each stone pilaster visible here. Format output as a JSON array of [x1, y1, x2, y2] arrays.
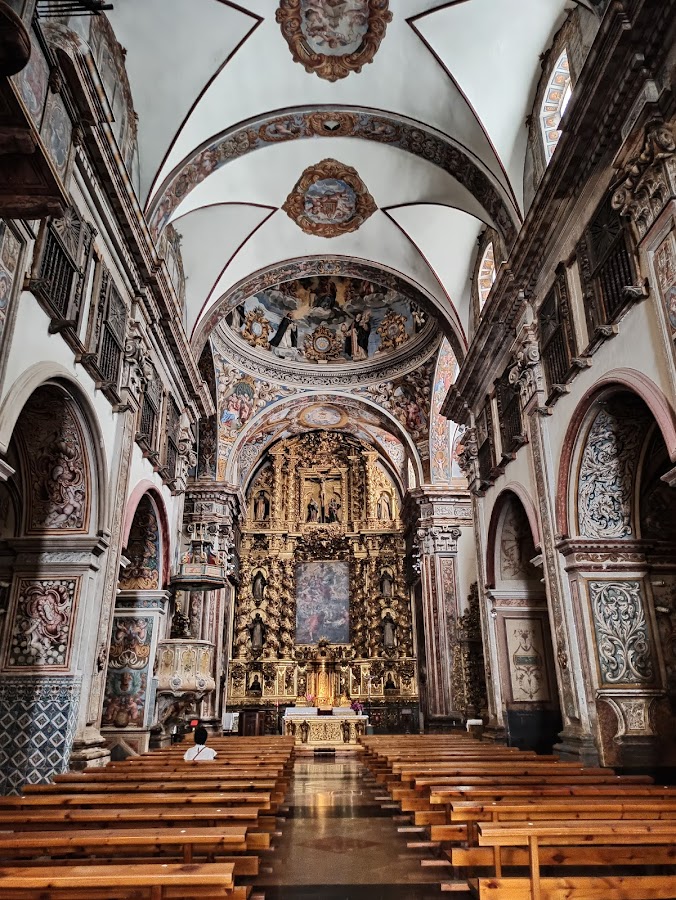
[[405, 486, 473, 724]]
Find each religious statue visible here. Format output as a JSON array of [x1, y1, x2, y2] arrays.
[[252, 571, 266, 603], [248, 672, 262, 693], [327, 496, 341, 523], [250, 614, 265, 652], [377, 492, 392, 520], [307, 497, 319, 522], [254, 490, 269, 521], [382, 613, 396, 650], [341, 718, 351, 743], [384, 672, 397, 692], [380, 570, 393, 597], [299, 720, 309, 743]]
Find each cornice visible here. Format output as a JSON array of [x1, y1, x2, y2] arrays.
[[444, 0, 676, 422]]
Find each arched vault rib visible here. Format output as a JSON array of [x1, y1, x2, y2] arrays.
[[227, 390, 423, 493], [148, 106, 520, 248]]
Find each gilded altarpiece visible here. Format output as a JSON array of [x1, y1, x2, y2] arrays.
[[230, 432, 417, 716]]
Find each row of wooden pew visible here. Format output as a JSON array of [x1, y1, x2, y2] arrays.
[[0, 735, 295, 899], [360, 734, 676, 899]]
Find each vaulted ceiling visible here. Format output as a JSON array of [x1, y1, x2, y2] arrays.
[[109, 0, 581, 353]]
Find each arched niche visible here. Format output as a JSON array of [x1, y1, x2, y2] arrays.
[[560, 385, 676, 765], [100, 488, 171, 754], [0, 379, 107, 794], [485, 490, 561, 753]]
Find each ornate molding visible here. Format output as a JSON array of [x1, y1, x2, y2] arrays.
[[612, 118, 676, 239], [276, 0, 392, 82], [508, 322, 543, 408]]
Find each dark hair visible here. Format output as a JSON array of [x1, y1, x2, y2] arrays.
[[194, 725, 208, 745]]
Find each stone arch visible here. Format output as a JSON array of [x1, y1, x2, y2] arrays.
[[485, 489, 561, 753], [121, 482, 171, 589], [485, 485, 541, 589], [556, 369, 676, 539], [0, 363, 108, 534], [557, 378, 676, 766]]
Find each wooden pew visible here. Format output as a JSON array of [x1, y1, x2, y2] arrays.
[[0, 791, 274, 810], [472, 819, 676, 899], [0, 861, 244, 900]]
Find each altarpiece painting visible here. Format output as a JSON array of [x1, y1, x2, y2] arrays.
[[295, 560, 349, 644]]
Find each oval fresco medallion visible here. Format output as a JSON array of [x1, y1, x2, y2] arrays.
[[283, 158, 376, 237], [299, 404, 348, 428], [277, 0, 392, 82]]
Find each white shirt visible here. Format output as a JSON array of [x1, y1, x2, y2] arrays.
[[183, 744, 217, 761]]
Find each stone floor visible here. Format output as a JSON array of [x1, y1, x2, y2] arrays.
[[256, 757, 445, 900]]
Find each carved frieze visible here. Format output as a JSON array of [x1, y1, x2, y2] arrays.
[[417, 525, 461, 556]]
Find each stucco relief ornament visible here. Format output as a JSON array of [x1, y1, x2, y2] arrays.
[[508, 324, 542, 407], [304, 323, 343, 361], [376, 311, 409, 350], [282, 158, 377, 237], [240, 308, 273, 349], [276, 0, 392, 82]]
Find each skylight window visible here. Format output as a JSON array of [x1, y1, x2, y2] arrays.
[[478, 241, 496, 309], [540, 50, 572, 164]]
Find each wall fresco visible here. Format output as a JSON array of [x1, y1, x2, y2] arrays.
[[119, 495, 160, 591], [4, 578, 80, 670], [101, 615, 154, 728]]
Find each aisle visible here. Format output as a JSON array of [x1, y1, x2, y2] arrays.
[[257, 757, 443, 900]]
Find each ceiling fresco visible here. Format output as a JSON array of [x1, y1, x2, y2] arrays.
[[223, 274, 429, 366], [276, 0, 393, 82], [236, 395, 409, 487]]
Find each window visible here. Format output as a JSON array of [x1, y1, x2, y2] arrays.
[[35, 207, 94, 326], [138, 370, 162, 455], [540, 50, 572, 163], [94, 267, 127, 391], [577, 195, 636, 338], [538, 265, 577, 397], [478, 241, 496, 309], [495, 365, 525, 457], [476, 402, 495, 488]]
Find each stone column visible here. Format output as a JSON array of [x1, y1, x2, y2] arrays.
[[405, 487, 473, 725]]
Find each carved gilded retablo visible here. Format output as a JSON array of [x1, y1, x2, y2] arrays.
[[276, 0, 392, 82]]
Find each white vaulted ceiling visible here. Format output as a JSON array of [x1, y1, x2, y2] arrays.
[[108, 0, 584, 351]]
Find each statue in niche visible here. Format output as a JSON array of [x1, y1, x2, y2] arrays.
[[377, 492, 392, 520], [300, 720, 309, 743], [327, 496, 341, 523], [250, 614, 265, 653], [307, 497, 319, 523], [249, 673, 262, 693], [384, 672, 396, 692], [380, 570, 393, 597], [254, 491, 270, 521], [252, 571, 266, 603], [382, 613, 396, 650]]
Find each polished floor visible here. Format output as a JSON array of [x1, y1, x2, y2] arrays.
[[257, 757, 444, 900]]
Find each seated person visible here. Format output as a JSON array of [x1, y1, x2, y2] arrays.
[[183, 725, 217, 761]]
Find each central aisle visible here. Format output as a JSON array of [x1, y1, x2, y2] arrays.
[[257, 757, 444, 900]]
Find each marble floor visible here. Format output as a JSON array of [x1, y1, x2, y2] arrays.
[[257, 757, 445, 900]]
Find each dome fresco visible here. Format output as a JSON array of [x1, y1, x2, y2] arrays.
[[223, 275, 430, 366]]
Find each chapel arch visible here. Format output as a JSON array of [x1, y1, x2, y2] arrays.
[[560, 386, 676, 766], [0, 380, 108, 793], [100, 488, 170, 757], [484, 490, 562, 753]]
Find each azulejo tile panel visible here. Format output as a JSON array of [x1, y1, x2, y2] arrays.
[[0, 675, 81, 795]]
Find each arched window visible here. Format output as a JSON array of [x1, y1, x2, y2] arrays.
[[478, 241, 496, 309], [540, 50, 572, 164]]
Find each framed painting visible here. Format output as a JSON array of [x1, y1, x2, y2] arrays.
[[295, 560, 349, 643]]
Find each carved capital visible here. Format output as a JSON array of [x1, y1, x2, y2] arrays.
[[456, 426, 478, 482], [417, 525, 462, 556]]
